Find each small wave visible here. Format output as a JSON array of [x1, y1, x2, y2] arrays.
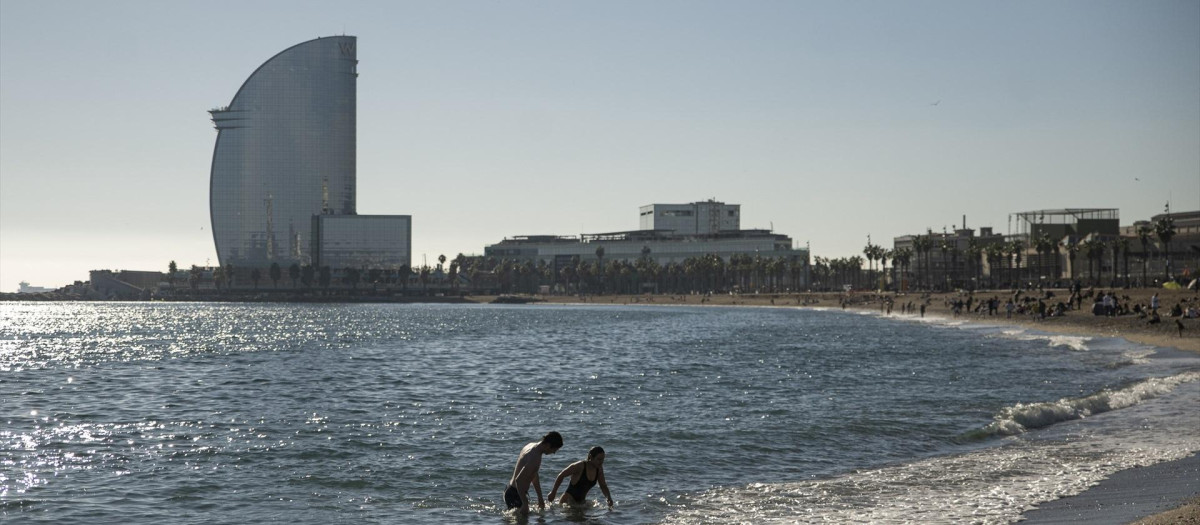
[[961, 371, 1200, 440], [661, 432, 1199, 525], [989, 330, 1091, 351]]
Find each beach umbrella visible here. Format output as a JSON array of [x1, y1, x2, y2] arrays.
[[1188, 279, 1198, 290], [1163, 281, 1182, 290]]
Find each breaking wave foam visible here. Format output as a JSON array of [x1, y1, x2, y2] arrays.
[[996, 329, 1091, 351], [660, 437, 1196, 525], [963, 371, 1200, 440], [662, 375, 1200, 524]]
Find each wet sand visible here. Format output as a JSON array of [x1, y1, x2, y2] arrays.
[[469, 288, 1200, 522], [1020, 453, 1199, 524]]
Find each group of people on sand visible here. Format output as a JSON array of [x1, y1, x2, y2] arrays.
[[504, 432, 614, 514]]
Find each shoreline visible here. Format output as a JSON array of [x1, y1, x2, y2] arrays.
[[499, 289, 1200, 355], [500, 290, 1200, 522]]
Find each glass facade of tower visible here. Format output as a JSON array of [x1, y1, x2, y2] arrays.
[[209, 36, 358, 267]]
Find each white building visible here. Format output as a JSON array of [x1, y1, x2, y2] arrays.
[[487, 229, 805, 268], [639, 200, 740, 235], [484, 200, 809, 286]]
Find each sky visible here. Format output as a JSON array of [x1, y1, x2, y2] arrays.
[[1, 0, 1198, 292]]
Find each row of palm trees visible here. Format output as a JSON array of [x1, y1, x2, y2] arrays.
[[172, 256, 469, 293], [170, 250, 814, 296], [860, 215, 1179, 290], [474, 251, 810, 295]]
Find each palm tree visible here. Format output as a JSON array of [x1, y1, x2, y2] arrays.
[[438, 254, 447, 271], [1048, 236, 1062, 283], [1108, 239, 1122, 287], [189, 265, 202, 290], [1084, 239, 1104, 286], [418, 265, 431, 293], [398, 264, 412, 294], [948, 242, 960, 290], [594, 246, 605, 293], [912, 235, 933, 289], [318, 266, 332, 289], [168, 260, 178, 289], [1008, 240, 1025, 288], [448, 261, 460, 293], [1137, 226, 1152, 287], [1155, 216, 1176, 282], [301, 264, 315, 289], [878, 248, 891, 290], [938, 239, 951, 290], [966, 239, 981, 290], [986, 244, 1005, 288], [893, 248, 912, 290], [269, 262, 282, 288], [863, 243, 876, 285], [1062, 240, 1079, 283], [1117, 238, 1131, 288]]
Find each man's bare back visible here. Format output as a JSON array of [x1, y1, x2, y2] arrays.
[[503, 432, 562, 512]]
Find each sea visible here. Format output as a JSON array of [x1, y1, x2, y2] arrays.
[[2, 301, 1198, 524]]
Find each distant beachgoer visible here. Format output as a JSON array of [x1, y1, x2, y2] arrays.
[[548, 446, 613, 507], [1005, 299, 1015, 319], [1176, 319, 1185, 338], [1151, 293, 1160, 312], [504, 431, 563, 513], [919, 304, 926, 317], [1149, 311, 1161, 325]]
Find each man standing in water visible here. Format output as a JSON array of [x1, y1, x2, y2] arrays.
[[504, 431, 563, 513]]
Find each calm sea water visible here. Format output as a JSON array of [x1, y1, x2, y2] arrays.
[[2, 302, 1198, 524]]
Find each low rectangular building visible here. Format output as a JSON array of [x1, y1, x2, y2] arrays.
[[311, 215, 412, 270]]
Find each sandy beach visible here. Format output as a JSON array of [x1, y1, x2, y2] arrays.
[[470, 287, 1200, 523]]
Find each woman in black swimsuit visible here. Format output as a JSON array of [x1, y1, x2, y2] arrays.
[[547, 446, 613, 507]]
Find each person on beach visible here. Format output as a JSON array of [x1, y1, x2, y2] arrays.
[[548, 446, 614, 508], [504, 431, 563, 513]]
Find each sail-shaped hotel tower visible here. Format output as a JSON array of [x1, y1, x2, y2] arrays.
[[209, 36, 409, 271]]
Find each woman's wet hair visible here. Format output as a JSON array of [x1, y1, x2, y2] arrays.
[[543, 431, 564, 449], [588, 446, 605, 459]]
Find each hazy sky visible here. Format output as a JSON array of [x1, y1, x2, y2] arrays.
[[2, 0, 1198, 292]]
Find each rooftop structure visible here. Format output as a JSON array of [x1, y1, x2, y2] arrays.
[[1012, 208, 1120, 241], [639, 200, 740, 235]]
